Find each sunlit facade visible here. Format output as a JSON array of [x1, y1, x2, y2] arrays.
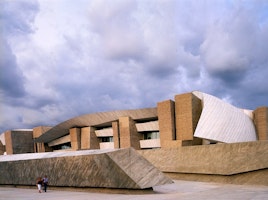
[[0, 91, 267, 155]]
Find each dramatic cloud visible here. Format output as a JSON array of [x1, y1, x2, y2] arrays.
[[0, 0, 39, 99], [0, 0, 268, 133], [0, 40, 25, 98]]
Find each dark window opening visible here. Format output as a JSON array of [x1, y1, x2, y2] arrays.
[[52, 142, 71, 150], [143, 131, 159, 140], [101, 137, 113, 143]]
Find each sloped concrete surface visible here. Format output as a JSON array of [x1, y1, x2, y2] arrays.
[[0, 148, 172, 189]]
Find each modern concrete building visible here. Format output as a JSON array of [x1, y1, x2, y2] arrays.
[[1, 91, 267, 154], [28, 91, 267, 152], [1, 91, 268, 187]]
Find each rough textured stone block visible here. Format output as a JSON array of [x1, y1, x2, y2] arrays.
[[4, 131, 12, 154], [254, 107, 268, 140], [112, 121, 120, 148], [33, 126, 52, 153], [0, 148, 173, 189], [157, 100, 176, 148], [166, 168, 268, 186], [4, 130, 34, 155], [81, 127, 99, 149], [138, 141, 268, 186], [119, 117, 142, 150], [70, 128, 81, 150], [161, 140, 182, 149], [175, 93, 202, 141], [139, 141, 268, 175], [0, 141, 5, 155]]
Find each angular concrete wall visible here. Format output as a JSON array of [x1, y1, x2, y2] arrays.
[[139, 141, 268, 175], [33, 126, 52, 153], [81, 127, 99, 149], [119, 117, 142, 150], [4, 130, 34, 155], [165, 169, 268, 186], [139, 141, 268, 185], [4, 131, 13, 154], [112, 121, 120, 148], [157, 100, 177, 148], [254, 107, 268, 140], [70, 128, 81, 150], [0, 140, 5, 155], [0, 148, 173, 189], [175, 93, 202, 141]]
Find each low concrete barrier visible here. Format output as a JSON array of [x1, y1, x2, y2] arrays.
[[0, 148, 173, 189]]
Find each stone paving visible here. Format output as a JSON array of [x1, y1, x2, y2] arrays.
[[0, 180, 268, 200]]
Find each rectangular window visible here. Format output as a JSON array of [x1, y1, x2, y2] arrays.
[[144, 132, 159, 140], [101, 137, 113, 142], [52, 142, 71, 150]]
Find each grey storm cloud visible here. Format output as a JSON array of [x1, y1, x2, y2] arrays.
[[0, 0, 39, 34], [0, 0, 268, 133], [0, 40, 25, 98], [0, 0, 39, 99]]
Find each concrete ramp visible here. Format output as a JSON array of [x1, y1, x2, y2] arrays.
[[0, 148, 173, 189]]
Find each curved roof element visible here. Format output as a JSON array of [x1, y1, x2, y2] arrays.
[[193, 91, 257, 143], [36, 108, 157, 143]]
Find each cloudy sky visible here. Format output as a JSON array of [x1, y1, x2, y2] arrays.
[[1, 0, 268, 133]]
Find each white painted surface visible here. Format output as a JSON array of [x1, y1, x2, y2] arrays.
[[193, 91, 257, 143]]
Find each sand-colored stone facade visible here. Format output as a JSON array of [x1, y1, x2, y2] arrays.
[[1, 91, 268, 186], [4, 129, 34, 154], [254, 107, 268, 140]]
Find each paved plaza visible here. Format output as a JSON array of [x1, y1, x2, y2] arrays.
[[0, 180, 268, 200]]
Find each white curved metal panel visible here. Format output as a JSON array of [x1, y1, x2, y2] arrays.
[[193, 91, 257, 143], [243, 109, 254, 119]]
